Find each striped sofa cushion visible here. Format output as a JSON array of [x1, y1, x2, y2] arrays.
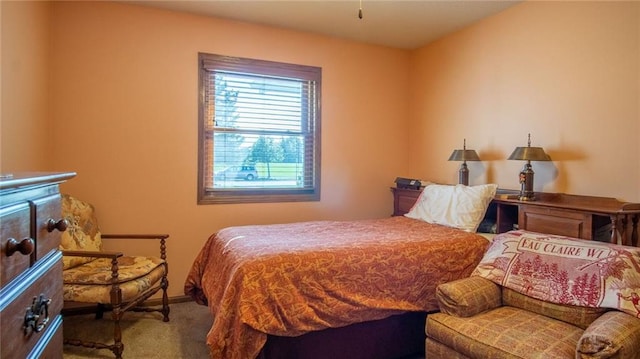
[[426, 306, 583, 358], [503, 287, 607, 329]]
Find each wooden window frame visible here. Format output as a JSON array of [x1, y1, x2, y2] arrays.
[[197, 53, 322, 204]]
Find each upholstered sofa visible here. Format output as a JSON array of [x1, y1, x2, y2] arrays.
[[426, 230, 640, 359]]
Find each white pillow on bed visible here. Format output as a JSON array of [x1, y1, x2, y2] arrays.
[[405, 183, 498, 232]]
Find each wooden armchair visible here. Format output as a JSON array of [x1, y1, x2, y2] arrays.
[[59, 194, 169, 359]]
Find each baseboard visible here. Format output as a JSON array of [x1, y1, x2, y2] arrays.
[[146, 295, 193, 306], [62, 295, 194, 316]]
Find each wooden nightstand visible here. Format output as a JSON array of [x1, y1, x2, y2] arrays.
[[492, 192, 640, 245], [390, 187, 423, 216]]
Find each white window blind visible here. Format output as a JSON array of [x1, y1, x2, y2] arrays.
[[198, 53, 321, 204]]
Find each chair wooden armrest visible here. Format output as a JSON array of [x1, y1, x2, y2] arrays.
[[101, 234, 169, 260], [101, 234, 169, 240], [61, 250, 123, 259]]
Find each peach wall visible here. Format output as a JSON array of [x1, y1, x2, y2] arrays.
[[4, 0, 639, 300], [409, 1, 640, 202], [1, 1, 53, 172], [47, 2, 410, 297]]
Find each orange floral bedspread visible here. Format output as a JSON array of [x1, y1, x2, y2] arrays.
[[184, 216, 489, 359]]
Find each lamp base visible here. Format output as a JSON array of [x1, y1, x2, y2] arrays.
[[518, 192, 536, 201], [518, 162, 536, 201], [458, 163, 469, 186]]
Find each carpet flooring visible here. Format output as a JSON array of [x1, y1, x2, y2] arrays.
[[63, 301, 211, 358], [63, 301, 426, 359]]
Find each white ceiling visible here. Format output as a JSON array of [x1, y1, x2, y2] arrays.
[[124, 0, 521, 49]]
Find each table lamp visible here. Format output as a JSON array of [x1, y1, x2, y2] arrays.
[[448, 139, 480, 186], [508, 134, 551, 201]]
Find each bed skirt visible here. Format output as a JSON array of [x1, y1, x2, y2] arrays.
[[258, 311, 428, 359]]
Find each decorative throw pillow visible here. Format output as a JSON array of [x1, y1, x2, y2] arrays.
[[405, 183, 498, 232], [59, 194, 103, 269]]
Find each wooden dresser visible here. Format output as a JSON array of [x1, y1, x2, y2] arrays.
[[1, 172, 75, 359], [391, 187, 640, 246]]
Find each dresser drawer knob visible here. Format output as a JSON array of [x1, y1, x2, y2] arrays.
[[46, 218, 68, 232], [23, 294, 51, 335], [5, 237, 35, 257]]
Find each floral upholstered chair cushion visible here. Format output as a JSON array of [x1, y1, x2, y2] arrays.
[[60, 194, 103, 269], [63, 256, 167, 303]]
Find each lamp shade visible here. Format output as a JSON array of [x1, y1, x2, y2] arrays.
[[448, 149, 481, 162], [508, 133, 551, 162], [448, 139, 481, 162], [508, 146, 551, 161]]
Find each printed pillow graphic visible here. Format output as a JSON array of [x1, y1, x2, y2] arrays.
[[472, 230, 640, 318]]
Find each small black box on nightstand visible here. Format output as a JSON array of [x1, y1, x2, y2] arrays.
[[394, 177, 421, 190]]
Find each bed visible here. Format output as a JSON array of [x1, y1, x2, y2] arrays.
[[185, 183, 498, 359]]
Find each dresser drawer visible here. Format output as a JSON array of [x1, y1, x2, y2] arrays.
[[33, 194, 64, 261], [1, 202, 33, 289], [519, 205, 592, 239], [27, 315, 63, 359], [0, 253, 63, 359]]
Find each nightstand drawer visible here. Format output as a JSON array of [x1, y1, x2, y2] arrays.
[[391, 187, 423, 216], [519, 205, 592, 239]]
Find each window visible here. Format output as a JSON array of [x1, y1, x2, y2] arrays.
[[198, 53, 322, 204]]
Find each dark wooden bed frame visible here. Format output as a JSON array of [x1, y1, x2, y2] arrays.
[[256, 188, 640, 359]]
